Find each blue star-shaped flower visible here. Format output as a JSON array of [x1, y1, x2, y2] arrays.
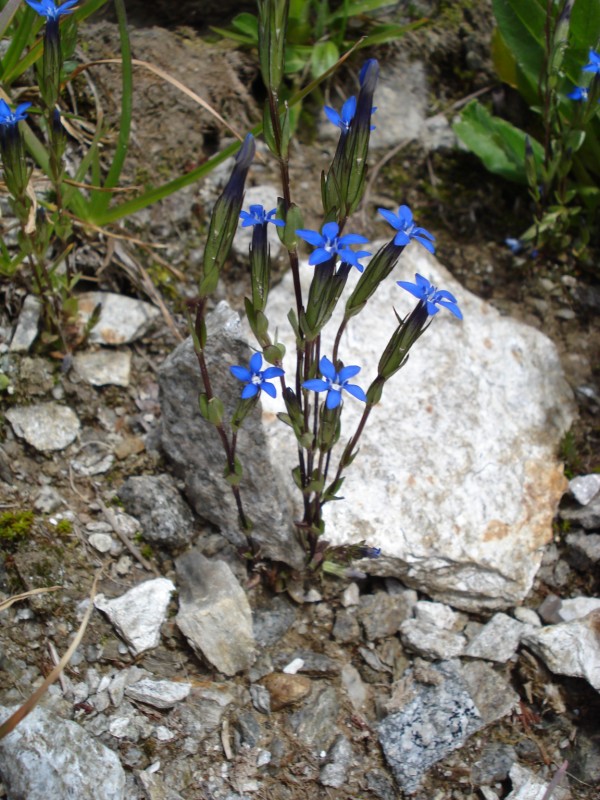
[[230, 352, 284, 399], [0, 99, 31, 127], [583, 48, 600, 74], [296, 221, 370, 271], [239, 204, 285, 228], [378, 205, 436, 254], [303, 356, 367, 410], [567, 86, 589, 101], [397, 273, 462, 319], [25, 0, 78, 19], [324, 96, 357, 132]]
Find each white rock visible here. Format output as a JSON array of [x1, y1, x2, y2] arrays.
[[369, 59, 427, 148], [523, 610, 600, 691], [341, 582, 360, 607], [94, 578, 175, 656], [569, 474, 600, 506], [513, 607, 542, 627], [556, 596, 600, 622], [88, 533, 113, 553], [72, 349, 131, 387], [260, 246, 573, 611], [505, 764, 569, 800], [6, 402, 80, 451], [9, 295, 41, 352], [413, 601, 460, 629], [77, 292, 160, 345], [464, 613, 525, 662], [400, 619, 466, 659], [125, 678, 191, 709]]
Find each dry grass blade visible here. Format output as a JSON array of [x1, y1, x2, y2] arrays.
[[0, 571, 101, 740], [70, 58, 245, 144], [540, 760, 569, 800], [0, 585, 61, 613]]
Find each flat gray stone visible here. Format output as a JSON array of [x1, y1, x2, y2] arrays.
[[400, 619, 467, 659], [117, 473, 195, 547], [124, 678, 192, 709], [0, 704, 125, 800], [175, 549, 255, 676], [95, 577, 175, 656], [9, 295, 41, 352], [464, 613, 526, 662], [157, 303, 304, 567], [72, 349, 131, 387], [6, 402, 80, 451], [77, 291, 160, 345]]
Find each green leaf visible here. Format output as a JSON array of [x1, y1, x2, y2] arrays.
[[310, 41, 339, 80], [357, 20, 428, 48], [453, 100, 544, 184], [491, 0, 546, 97], [230, 12, 259, 38]]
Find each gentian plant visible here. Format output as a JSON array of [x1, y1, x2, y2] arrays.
[[454, 0, 600, 257], [191, 0, 463, 574]]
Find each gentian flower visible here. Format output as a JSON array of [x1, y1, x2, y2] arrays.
[[324, 96, 356, 133], [397, 273, 462, 319], [240, 204, 284, 228], [378, 205, 436, 254], [505, 237, 523, 254], [0, 100, 31, 127], [303, 356, 367, 409], [230, 352, 284, 399], [296, 221, 370, 270], [24, 0, 78, 19], [583, 48, 600, 74], [567, 86, 589, 101]]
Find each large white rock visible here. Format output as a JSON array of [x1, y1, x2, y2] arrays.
[[259, 245, 574, 610]]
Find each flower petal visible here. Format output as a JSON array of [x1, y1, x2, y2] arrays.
[[319, 356, 337, 381], [241, 383, 259, 399], [341, 95, 357, 125], [378, 207, 400, 229], [324, 106, 342, 128], [397, 280, 425, 300], [296, 229, 324, 247], [262, 366, 284, 379], [261, 381, 277, 398], [249, 352, 263, 373], [230, 365, 252, 382], [337, 233, 369, 246], [338, 364, 361, 382], [321, 221, 340, 240], [343, 383, 367, 402], [326, 389, 342, 409], [309, 248, 334, 266], [302, 378, 329, 392]]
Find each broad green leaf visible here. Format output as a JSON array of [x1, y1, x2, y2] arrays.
[[492, 0, 546, 89], [229, 12, 259, 38], [310, 41, 339, 80], [453, 100, 544, 184], [210, 25, 256, 45]]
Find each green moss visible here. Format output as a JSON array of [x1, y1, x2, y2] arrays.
[[0, 510, 34, 541], [140, 544, 153, 560], [55, 518, 73, 536]]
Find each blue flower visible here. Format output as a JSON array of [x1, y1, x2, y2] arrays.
[[296, 221, 370, 270], [397, 273, 462, 319], [567, 86, 589, 101], [230, 352, 284, 399], [324, 96, 356, 132], [0, 99, 31, 127], [239, 204, 285, 228], [505, 237, 523, 254], [378, 205, 436, 254], [303, 356, 367, 410], [582, 48, 600, 74], [24, 0, 78, 19]]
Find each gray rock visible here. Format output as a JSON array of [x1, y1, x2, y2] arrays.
[[169, 682, 237, 749], [289, 684, 340, 752], [77, 292, 160, 345], [252, 595, 297, 647], [157, 304, 304, 567], [555, 596, 600, 622], [261, 247, 574, 611], [460, 660, 519, 725], [124, 678, 191, 709], [366, 769, 397, 800], [560, 492, 600, 529], [400, 619, 467, 659], [472, 743, 517, 784], [333, 608, 361, 643], [378, 661, 482, 794], [369, 59, 427, 149], [566, 531, 600, 570], [72, 349, 131, 387], [95, 577, 175, 656], [7, 402, 80, 451], [464, 613, 526, 662], [9, 295, 41, 352], [413, 600, 461, 629], [340, 663, 367, 711], [175, 549, 255, 675], [569, 474, 600, 505], [319, 735, 353, 788], [523, 610, 600, 691], [33, 485, 64, 513], [357, 592, 413, 640], [0, 703, 126, 800], [117, 474, 195, 547]]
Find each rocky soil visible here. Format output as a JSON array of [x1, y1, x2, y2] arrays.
[[0, 2, 599, 799]]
